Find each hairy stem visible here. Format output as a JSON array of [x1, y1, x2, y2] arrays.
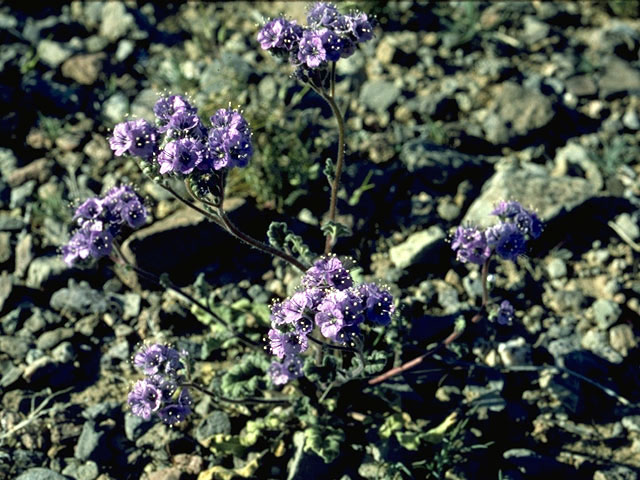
[[111, 243, 259, 348], [218, 209, 308, 272], [321, 92, 346, 254]]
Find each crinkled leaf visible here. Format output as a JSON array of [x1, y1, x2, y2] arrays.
[[303, 425, 345, 463]]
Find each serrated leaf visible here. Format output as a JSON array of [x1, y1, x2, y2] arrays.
[[303, 425, 344, 463]]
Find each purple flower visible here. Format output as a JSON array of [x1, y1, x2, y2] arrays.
[[487, 223, 527, 262], [298, 30, 327, 68], [359, 283, 395, 326], [154, 95, 196, 125], [495, 300, 515, 325], [269, 355, 303, 386], [347, 12, 374, 43], [315, 289, 363, 340], [307, 2, 340, 27], [207, 129, 253, 170], [165, 111, 202, 138], [279, 289, 322, 332], [157, 388, 192, 425], [109, 119, 157, 159], [128, 379, 162, 420], [491, 200, 525, 220], [451, 226, 491, 265], [268, 329, 308, 359], [88, 228, 113, 259], [317, 28, 343, 62], [157, 138, 204, 175], [61, 230, 91, 266], [258, 17, 289, 50], [134, 344, 184, 376], [209, 109, 251, 138], [303, 256, 353, 290], [73, 198, 103, 222], [122, 199, 147, 229]]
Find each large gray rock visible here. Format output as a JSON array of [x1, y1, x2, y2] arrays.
[[463, 162, 596, 228], [15, 468, 70, 480], [99, 2, 135, 42], [359, 80, 400, 113], [599, 58, 640, 99], [389, 226, 446, 269], [482, 82, 555, 145]]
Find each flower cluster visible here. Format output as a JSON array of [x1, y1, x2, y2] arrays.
[[451, 201, 543, 265], [257, 2, 374, 82], [267, 256, 395, 385], [128, 344, 193, 425], [109, 95, 252, 175], [61, 185, 147, 266]]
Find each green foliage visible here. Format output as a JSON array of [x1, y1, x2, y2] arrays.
[[348, 170, 376, 206], [323, 158, 336, 185], [320, 220, 352, 241], [219, 352, 271, 399], [361, 350, 389, 375], [267, 221, 315, 265], [607, 0, 640, 17], [303, 424, 345, 463], [595, 134, 637, 176], [303, 354, 340, 384]]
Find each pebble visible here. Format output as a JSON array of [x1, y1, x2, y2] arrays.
[[359, 80, 401, 113], [609, 324, 637, 356], [547, 258, 567, 279], [102, 92, 129, 123], [26, 256, 67, 289], [36, 40, 73, 68], [15, 468, 69, 480], [74, 421, 104, 462], [498, 337, 531, 367], [592, 299, 621, 330], [388, 226, 446, 269]]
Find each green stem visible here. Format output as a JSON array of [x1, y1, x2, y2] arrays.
[[218, 209, 308, 272], [321, 92, 346, 255]]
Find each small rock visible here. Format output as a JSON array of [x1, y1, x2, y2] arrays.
[[359, 80, 400, 113], [498, 337, 531, 367], [99, 2, 135, 42], [61, 53, 105, 85], [124, 412, 153, 442], [26, 256, 67, 289], [613, 213, 639, 241], [522, 16, 550, 44], [389, 226, 446, 269], [14, 232, 34, 278], [593, 465, 638, 480], [36, 327, 74, 351], [50, 282, 108, 315], [565, 75, 597, 97], [62, 460, 99, 480], [547, 258, 567, 279], [0, 335, 32, 360], [609, 324, 637, 356], [10, 180, 37, 208], [623, 108, 640, 131], [592, 299, 621, 330], [75, 421, 105, 462], [102, 92, 129, 123], [15, 468, 69, 480], [7, 158, 50, 188], [147, 468, 182, 480], [51, 342, 75, 364], [581, 329, 623, 364], [37, 40, 73, 68], [115, 39, 135, 62], [599, 58, 640, 99], [0, 271, 12, 311], [0, 215, 25, 231], [0, 232, 10, 263]]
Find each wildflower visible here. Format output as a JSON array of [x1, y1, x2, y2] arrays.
[[487, 222, 527, 262], [109, 119, 157, 159], [495, 300, 515, 325], [307, 2, 340, 27], [303, 256, 353, 290], [451, 225, 491, 265], [269, 355, 304, 386], [158, 388, 193, 426], [315, 288, 364, 341], [347, 12, 374, 43], [153, 95, 197, 131], [359, 283, 395, 326], [157, 138, 205, 175], [133, 344, 184, 376], [298, 30, 327, 68], [268, 328, 308, 358], [128, 379, 162, 420]]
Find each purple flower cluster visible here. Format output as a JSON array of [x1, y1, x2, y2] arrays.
[[268, 255, 395, 386], [451, 201, 543, 265], [109, 95, 252, 176], [257, 2, 374, 78], [128, 344, 193, 425], [61, 185, 147, 266]]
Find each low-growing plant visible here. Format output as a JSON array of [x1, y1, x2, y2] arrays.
[[58, 2, 619, 477]]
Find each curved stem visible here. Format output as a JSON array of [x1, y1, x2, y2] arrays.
[[158, 182, 224, 227], [111, 243, 260, 348], [185, 178, 219, 209], [471, 256, 491, 323], [367, 328, 462, 386], [321, 92, 346, 255], [181, 382, 290, 405], [218, 209, 308, 272]]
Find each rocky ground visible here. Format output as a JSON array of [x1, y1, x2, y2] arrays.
[[1, 1, 640, 479]]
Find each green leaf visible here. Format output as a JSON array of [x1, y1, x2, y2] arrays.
[[303, 425, 345, 463], [320, 220, 352, 241], [362, 350, 389, 375], [219, 352, 270, 398], [323, 158, 335, 185]]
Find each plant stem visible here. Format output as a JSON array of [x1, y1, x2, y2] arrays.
[[180, 382, 290, 405], [367, 328, 462, 385], [471, 256, 491, 323], [218, 209, 308, 272], [308, 334, 358, 353], [111, 243, 260, 348], [321, 92, 346, 255]]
